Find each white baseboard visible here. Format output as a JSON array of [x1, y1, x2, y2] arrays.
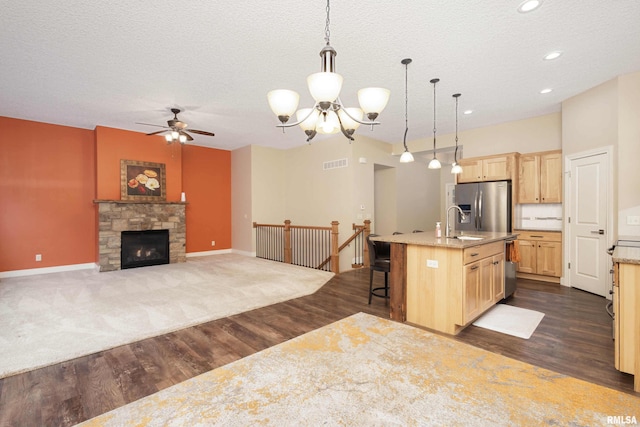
[[186, 249, 233, 258], [0, 263, 98, 279], [231, 249, 256, 257]]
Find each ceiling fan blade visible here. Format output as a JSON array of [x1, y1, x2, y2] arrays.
[[188, 129, 215, 137], [180, 131, 194, 141], [136, 122, 169, 129], [146, 130, 167, 136]]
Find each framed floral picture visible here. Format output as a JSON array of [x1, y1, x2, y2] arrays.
[[120, 160, 166, 201]]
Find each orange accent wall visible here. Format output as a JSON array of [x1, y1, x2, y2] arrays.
[[95, 126, 183, 201], [182, 145, 232, 252], [0, 117, 96, 271]]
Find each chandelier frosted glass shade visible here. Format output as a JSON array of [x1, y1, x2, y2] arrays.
[[307, 72, 344, 103], [296, 108, 320, 132], [338, 108, 363, 131], [267, 90, 300, 119], [451, 162, 463, 174], [316, 111, 341, 134], [358, 88, 391, 118]]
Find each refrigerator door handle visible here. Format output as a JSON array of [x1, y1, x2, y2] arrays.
[[474, 191, 479, 229], [478, 190, 483, 230]]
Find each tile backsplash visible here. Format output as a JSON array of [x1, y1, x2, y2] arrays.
[[515, 204, 562, 231]]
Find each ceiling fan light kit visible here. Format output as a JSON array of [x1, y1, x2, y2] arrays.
[[138, 108, 215, 144], [267, 0, 390, 143]]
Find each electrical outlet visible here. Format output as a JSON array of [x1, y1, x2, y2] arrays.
[[627, 215, 640, 226], [35, 254, 42, 262], [426, 259, 438, 268], [211, 240, 216, 246]]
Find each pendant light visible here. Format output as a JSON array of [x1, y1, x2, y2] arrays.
[[427, 78, 441, 169], [399, 58, 414, 163], [451, 93, 463, 174]]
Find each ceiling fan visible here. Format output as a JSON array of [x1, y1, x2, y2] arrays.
[[137, 108, 215, 143]]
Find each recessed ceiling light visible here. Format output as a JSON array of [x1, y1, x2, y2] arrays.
[[540, 88, 553, 94], [463, 110, 473, 115], [518, 0, 543, 13], [543, 51, 563, 60]]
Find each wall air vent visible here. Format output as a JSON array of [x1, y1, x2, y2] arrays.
[[323, 158, 349, 170]]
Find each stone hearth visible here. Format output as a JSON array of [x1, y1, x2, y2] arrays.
[[96, 201, 186, 271]]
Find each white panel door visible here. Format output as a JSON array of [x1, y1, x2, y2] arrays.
[[570, 153, 609, 296]]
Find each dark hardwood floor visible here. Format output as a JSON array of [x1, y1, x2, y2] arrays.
[[0, 268, 636, 426]]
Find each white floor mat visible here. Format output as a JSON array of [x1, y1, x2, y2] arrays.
[[472, 304, 545, 339]]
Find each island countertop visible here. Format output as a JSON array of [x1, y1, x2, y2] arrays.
[[371, 231, 518, 248]]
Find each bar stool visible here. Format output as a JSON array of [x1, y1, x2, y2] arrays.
[[367, 234, 391, 304]]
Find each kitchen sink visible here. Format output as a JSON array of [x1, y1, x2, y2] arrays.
[[453, 235, 484, 241]]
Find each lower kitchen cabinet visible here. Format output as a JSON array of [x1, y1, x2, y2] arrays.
[[613, 258, 640, 392], [463, 251, 505, 324], [516, 230, 562, 282]]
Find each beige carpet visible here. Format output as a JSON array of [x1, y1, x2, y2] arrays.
[[473, 304, 545, 339], [0, 254, 333, 378], [78, 312, 639, 426]]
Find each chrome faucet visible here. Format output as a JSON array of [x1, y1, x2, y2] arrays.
[[446, 205, 466, 238]]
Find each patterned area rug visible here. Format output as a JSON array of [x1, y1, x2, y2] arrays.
[[79, 312, 639, 426], [0, 254, 333, 378]]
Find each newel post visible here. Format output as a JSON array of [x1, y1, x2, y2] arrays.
[[363, 219, 371, 268], [284, 219, 292, 264], [331, 221, 340, 274]]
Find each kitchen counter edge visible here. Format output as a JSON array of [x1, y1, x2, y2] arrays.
[[370, 232, 518, 249]]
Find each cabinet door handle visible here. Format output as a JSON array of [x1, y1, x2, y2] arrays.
[[493, 261, 500, 265], [530, 235, 544, 238], [470, 265, 479, 271], [470, 253, 479, 257]]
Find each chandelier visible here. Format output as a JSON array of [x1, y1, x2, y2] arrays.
[[267, 0, 390, 143]]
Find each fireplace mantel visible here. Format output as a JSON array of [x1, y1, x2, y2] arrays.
[[96, 201, 186, 271], [94, 199, 187, 205]]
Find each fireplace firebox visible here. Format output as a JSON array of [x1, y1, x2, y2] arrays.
[[121, 230, 170, 269]]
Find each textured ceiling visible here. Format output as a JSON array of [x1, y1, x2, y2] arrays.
[[2, 1, 640, 151]]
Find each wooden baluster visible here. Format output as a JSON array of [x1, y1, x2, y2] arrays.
[[284, 220, 292, 264], [331, 221, 339, 274]]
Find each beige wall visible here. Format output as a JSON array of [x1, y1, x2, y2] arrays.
[[562, 79, 619, 156], [231, 145, 253, 253], [617, 72, 640, 236], [392, 112, 562, 159], [561, 72, 640, 238]]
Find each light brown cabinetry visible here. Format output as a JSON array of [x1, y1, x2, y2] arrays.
[[516, 231, 562, 281], [518, 150, 562, 203], [405, 239, 507, 335], [613, 260, 640, 392], [456, 154, 517, 183], [463, 252, 504, 324]]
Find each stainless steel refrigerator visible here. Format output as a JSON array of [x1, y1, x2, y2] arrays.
[[454, 180, 512, 233]]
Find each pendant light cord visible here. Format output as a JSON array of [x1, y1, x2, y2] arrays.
[[431, 78, 439, 158], [454, 94, 459, 162], [403, 60, 409, 148]]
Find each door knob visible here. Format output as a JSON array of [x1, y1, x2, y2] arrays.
[[590, 229, 605, 235]]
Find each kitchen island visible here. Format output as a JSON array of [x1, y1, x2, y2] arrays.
[[612, 245, 640, 392], [372, 231, 517, 335]]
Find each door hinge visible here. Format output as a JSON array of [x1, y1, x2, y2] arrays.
[[568, 262, 571, 269], [568, 217, 571, 223]]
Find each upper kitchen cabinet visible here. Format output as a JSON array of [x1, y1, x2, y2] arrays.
[[518, 150, 562, 203], [456, 153, 518, 183]]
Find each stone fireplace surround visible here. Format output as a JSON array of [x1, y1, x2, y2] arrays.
[[96, 200, 186, 272]]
